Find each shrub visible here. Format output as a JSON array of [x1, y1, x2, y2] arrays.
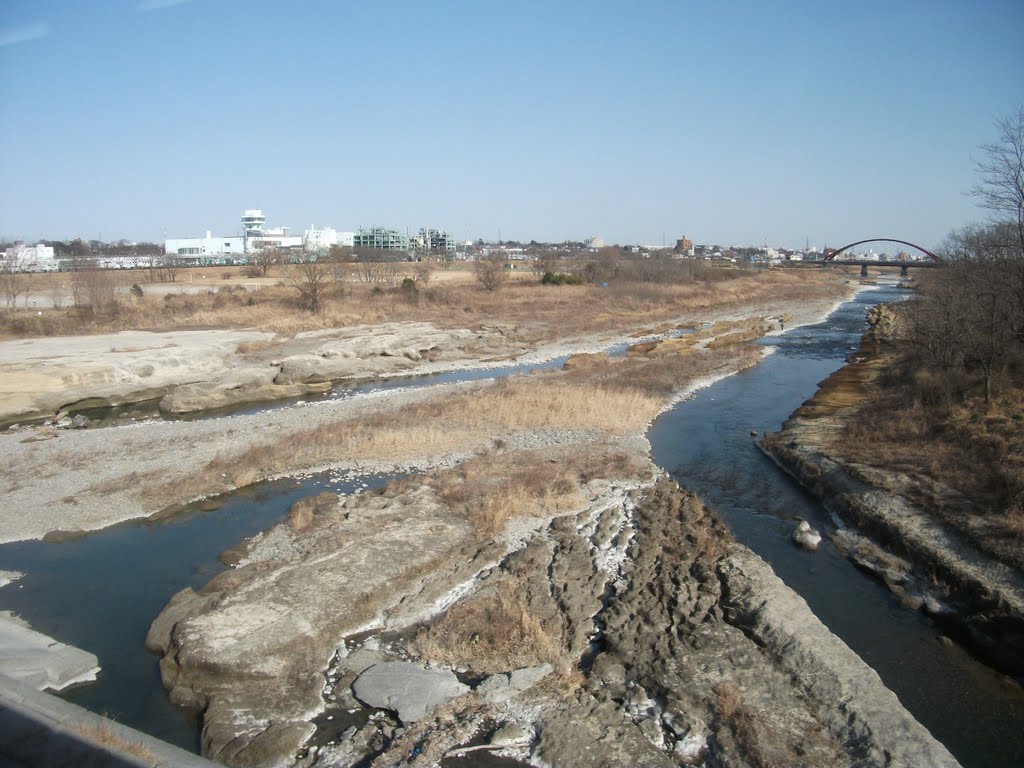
[[541, 271, 583, 286], [129, 284, 143, 298]]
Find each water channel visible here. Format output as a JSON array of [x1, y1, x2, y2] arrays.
[[1, 283, 1022, 766]]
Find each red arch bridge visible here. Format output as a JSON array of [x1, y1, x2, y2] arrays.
[[822, 238, 940, 277]]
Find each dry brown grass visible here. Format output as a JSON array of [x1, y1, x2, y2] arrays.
[[713, 682, 794, 768], [144, 375, 663, 504], [413, 577, 566, 673], [571, 342, 764, 399], [68, 718, 157, 763], [427, 444, 650, 537], [0, 266, 846, 342], [86, 471, 147, 496], [841, 354, 1024, 570]]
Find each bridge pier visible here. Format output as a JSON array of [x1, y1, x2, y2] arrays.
[[860, 264, 869, 277], [900, 265, 909, 277]]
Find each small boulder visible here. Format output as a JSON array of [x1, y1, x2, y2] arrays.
[[71, 414, 89, 429], [491, 721, 531, 747], [508, 663, 553, 691], [674, 731, 708, 764], [352, 661, 469, 724], [792, 520, 822, 551]]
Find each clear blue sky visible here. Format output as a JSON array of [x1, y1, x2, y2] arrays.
[[1, 0, 1022, 250]]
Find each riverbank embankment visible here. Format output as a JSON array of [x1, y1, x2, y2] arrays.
[[763, 305, 1024, 679]]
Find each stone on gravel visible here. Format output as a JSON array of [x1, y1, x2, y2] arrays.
[[352, 661, 469, 724]]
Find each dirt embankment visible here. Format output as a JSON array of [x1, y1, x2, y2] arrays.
[[148, 470, 958, 768], [763, 306, 1024, 679]]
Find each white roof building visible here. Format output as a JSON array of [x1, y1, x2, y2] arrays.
[[1, 243, 57, 272], [165, 209, 302, 257]]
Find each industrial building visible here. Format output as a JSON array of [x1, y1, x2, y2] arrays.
[[304, 226, 355, 253], [353, 227, 409, 252], [164, 209, 303, 260], [418, 228, 456, 255], [164, 212, 448, 262]]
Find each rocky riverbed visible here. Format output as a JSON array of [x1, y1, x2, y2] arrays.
[[2, 281, 965, 767], [762, 305, 1024, 679], [0, 322, 534, 427], [149, 464, 959, 768], [0, 295, 835, 544]]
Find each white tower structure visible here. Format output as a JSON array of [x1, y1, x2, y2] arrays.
[[241, 209, 266, 238]]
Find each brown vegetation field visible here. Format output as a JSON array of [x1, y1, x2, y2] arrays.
[[0, 265, 845, 345], [839, 279, 1024, 570], [143, 331, 764, 508]]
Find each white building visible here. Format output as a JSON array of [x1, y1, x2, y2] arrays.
[[1, 243, 57, 272], [164, 231, 247, 258], [303, 227, 355, 252], [165, 209, 302, 259]]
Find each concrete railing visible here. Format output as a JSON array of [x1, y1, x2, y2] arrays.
[[0, 672, 219, 767]]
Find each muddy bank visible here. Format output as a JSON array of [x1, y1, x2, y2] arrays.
[[149, 460, 959, 768], [762, 307, 1024, 679]]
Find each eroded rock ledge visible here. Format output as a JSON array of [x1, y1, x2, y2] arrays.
[[0, 322, 530, 425], [762, 307, 1024, 679], [148, 469, 958, 767]]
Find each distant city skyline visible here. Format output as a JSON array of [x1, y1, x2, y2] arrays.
[[1, 1, 1022, 251]]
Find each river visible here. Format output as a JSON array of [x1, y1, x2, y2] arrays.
[[649, 284, 1024, 767], [0, 284, 1021, 766]]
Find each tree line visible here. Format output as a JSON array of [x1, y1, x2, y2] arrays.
[[901, 107, 1024, 406]]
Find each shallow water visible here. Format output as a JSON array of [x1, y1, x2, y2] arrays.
[[0, 472, 392, 750], [649, 285, 1024, 767]]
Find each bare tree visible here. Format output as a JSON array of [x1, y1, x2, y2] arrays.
[[412, 260, 431, 286], [328, 244, 355, 282], [158, 256, 181, 283], [474, 252, 508, 292], [73, 264, 118, 313], [0, 252, 30, 308], [970, 107, 1024, 346], [251, 247, 282, 277], [528, 251, 561, 280], [286, 254, 333, 312], [972, 106, 1024, 250]]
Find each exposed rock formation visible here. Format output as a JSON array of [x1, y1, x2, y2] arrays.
[[272, 322, 529, 385], [351, 662, 469, 724], [0, 322, 530, 424], [150, 472, 959, 768], [0, 329, 273, 425]]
